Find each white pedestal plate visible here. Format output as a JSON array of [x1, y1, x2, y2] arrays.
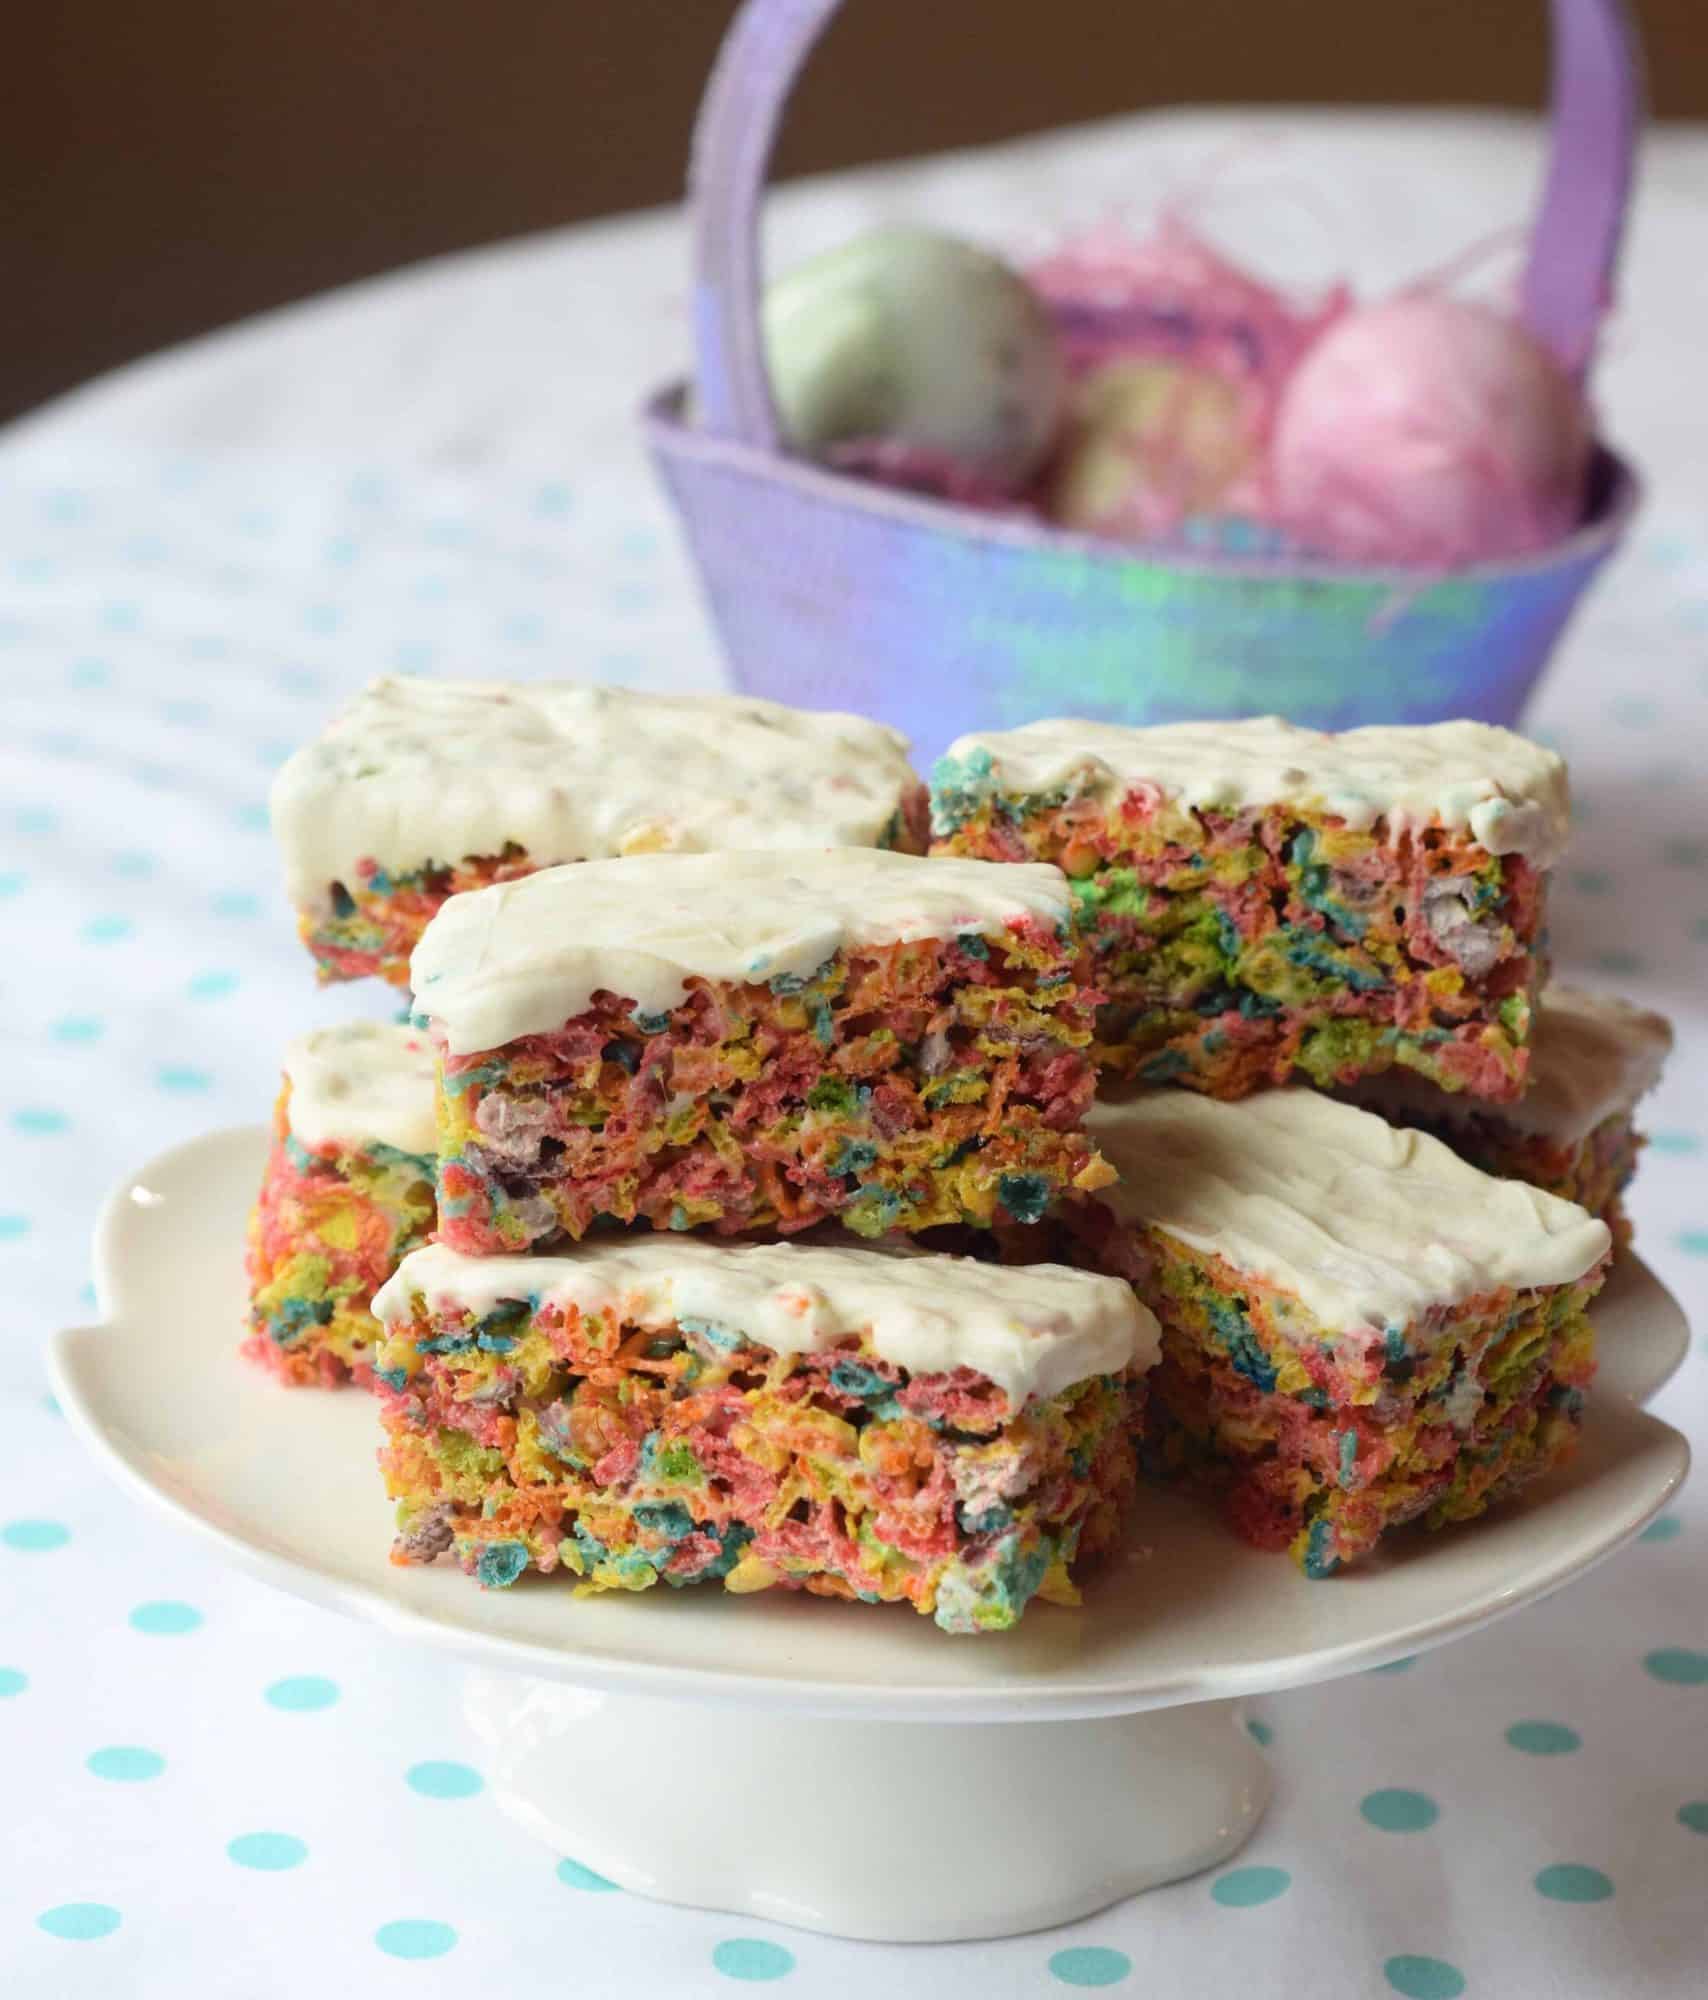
[[53, 1129, 1691, 1943]]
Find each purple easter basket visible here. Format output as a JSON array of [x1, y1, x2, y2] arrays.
[[646, 0, 1642, 762]]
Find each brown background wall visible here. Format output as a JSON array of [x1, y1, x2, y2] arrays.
[[5, 0, 1702, 424]]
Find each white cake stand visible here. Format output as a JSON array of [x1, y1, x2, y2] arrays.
[[52, 1128, 1691, 1943]]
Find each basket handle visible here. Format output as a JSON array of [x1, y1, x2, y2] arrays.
[[689, 0, 1640, 446]]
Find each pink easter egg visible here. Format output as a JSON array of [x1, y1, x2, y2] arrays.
[[1270, 294, 1593, 566]]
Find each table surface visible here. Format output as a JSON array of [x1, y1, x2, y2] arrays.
[[1, 106, 1705, 2000]]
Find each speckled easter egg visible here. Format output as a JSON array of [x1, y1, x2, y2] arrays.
[[762, 226, 1064, 490], [1050, 357, 1256, 540], [1271, 294, 1593, 566]]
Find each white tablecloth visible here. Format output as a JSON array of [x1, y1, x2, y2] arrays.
[[2, 109, 1704, 2000]]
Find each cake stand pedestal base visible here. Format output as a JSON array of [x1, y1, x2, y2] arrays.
[[463, 1673, 1270, 1943]]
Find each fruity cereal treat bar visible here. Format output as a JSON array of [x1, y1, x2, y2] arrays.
[[1345, 986, 1672, 1253], [410, 848, 1113, 1250], [245, 1021, 438, 1386], [271, 678, 927, 985], [372, 1235, 1157, 1632], [1076, 1089, 1609, 1574], [930, 716, 1569, 1099]]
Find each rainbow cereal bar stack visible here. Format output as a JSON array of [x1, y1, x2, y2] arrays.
[[271, 678, 928, 986], [408, 848, 1115, 1248], [930, 715, 1568, 1098], [373, 1237, 1158, 1632], [1072, 1089, 1610, 1575], [245, 1021, 438, 1386], [376, 842, 1153, 1628], [1341, 985, 1672, 1253]]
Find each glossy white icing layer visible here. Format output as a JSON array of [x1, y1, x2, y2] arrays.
[[1348, 986, 1673, 1144], [411, 848, 1074, 1056], [282, 1020, 438, 1157], [374, 1236, 1158, 1409], [941, 715, 1570, 865], [271, 678, 921, 908], [1088, 1088, 1609, 1329]]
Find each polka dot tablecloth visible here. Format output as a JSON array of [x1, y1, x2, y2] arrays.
[[3, 109, 1706, 2000]]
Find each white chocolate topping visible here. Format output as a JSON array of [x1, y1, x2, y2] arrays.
[[939, 715, 1570, 866], [410, 848, 1074, 1056], [282, 1020, 438, 1158], [270, 678, 921, 910], [1347, 986, 1673, 1144], [1088, 1089, 1609, 1330], [373, 1236, 1158, 1410]]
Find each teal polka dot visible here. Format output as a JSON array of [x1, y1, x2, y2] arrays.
[[228, 1832, 307, 1871], [83, 915, 133, 944], [1650, 1131, 1702, 1156], [52, 1015, 104, 1044], [0, 872, 24, 897], [1384, 1954, 1466, 1999], [159, 698, 210, 726], [111, 850, 153, 878], [303, 604, 341, 634], [236, 803, 269, 832], [556, 1857, 618, 1892], [1535, 1863, 1613, 1902], [1593, 948, 1644, 977], [12, 1107, 69, 1134], [3, 1518, 68, 1551], [14, 806, 56, 834], [88, 1746, 164, 1782], [1361, 1789, 1439, 1832], [187, 970, 239, 1000], [394, 641, 435, 672], [1678, 1802, 1708, 1835], [1506, 1720, 1581, 1754], [502, 612, 546, 644], [129, 1600, 202, 1636], [38, 1903, 121, 1942], [1369, 1655, 1419, 1675], [1247, 1718, 1274, 1746], [535, 481, 574, 516], [256, 739, 292, 769], [1639, 1515, 1682, 1543], [406, 1760, 483, 1800], [0, 1215, 33, 1242], [68, 658, 109, 689], [43, 1392, 62, 1414], [713, 1938, 797, 1981], [156, 1065, 212, 1093], [1571, 869, 1612, 895], [1609, 695, 1657, 726], [265, 1674, 339, 1711], [277, 666, 321, 696], [1211, 1866, 1291, 1907], [1643, 1648, 1708, 1686], [1047, 1946, 1131, 1986], [0, 1667, 28, 1696], [375, 1920, 457, 1960], [1664, 838, 1708, 868], [1674, 1232, 1708, 1259], [211, 890, 260, 920], [325, 535, 359, 566]]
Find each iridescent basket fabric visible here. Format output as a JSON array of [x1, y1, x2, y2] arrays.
[[646, 0, 1641, 761]]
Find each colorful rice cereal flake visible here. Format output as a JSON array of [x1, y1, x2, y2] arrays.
[[930, 715, 1569, 1099], [271, 678, 928, 985], [1073, 1089, 1609, 1573], [1344, 986, 1672, 1252], [245, 1021, 437, 1386], [372, 1235, 1157, 1632], [410, 848, 1114, 1251]]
